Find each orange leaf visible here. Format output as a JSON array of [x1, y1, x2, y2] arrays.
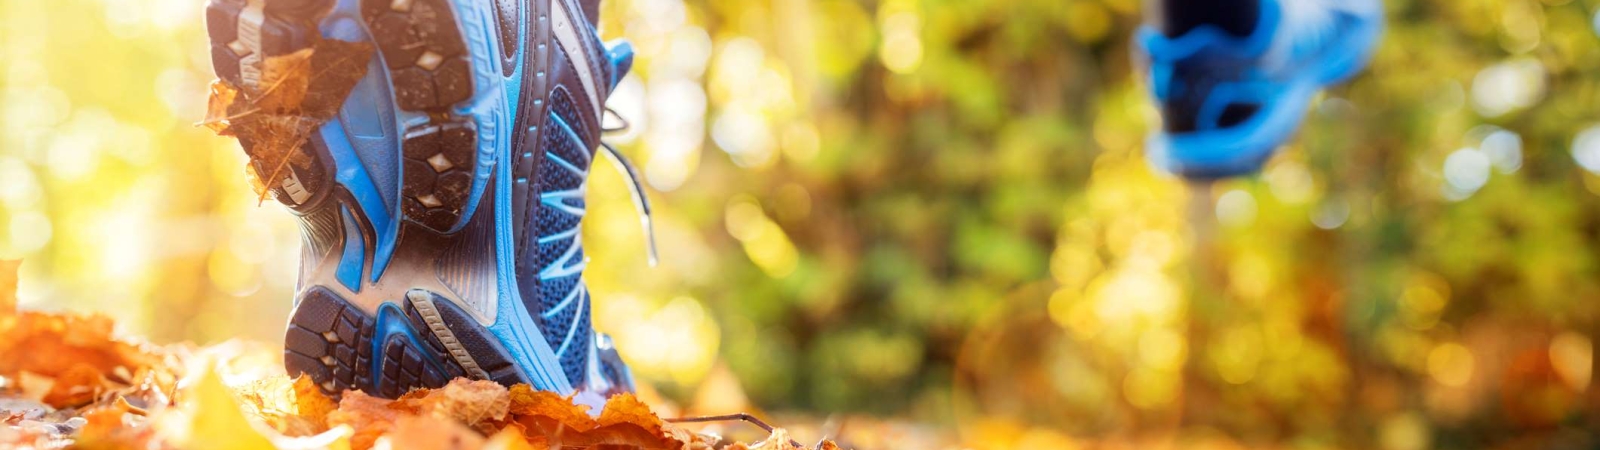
[[382, 415, 487, 450], [42, 363, 109, 408], [328, 390, 401, 450], [294, 375, 338, 428], [202, 80, 240, 135], [400, 378, 510, 430]]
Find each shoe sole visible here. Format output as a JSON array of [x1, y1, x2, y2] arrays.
[[207, 0, 479, 232], [360, 0, 482, 234], [206, 0, 536, 397], [283, 287, 527, 397]]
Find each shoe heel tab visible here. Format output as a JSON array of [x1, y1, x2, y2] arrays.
[[605, 40, 634, 89]]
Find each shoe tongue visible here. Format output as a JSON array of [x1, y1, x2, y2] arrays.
[[579, 0, 601, 26]]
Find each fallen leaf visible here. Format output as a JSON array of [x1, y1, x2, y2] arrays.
[[0, 310, 166, 383], [399, 378, 509, 432], [256, 48, 316, 115], [181, 365, 277, 450], [284, 38, 374, 119], [510, 391, 698, 449], [203, 37, 374, 203], [328, 390, 401, 450], [41, 363, 108, 408], [294, 375, 338, 427], [203, 80, 239, 135], [381, 414, 487, 450]]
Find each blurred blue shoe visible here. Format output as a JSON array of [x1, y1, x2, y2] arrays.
[[205, 0, 642, 406], [1136, 0, 1383, 178]]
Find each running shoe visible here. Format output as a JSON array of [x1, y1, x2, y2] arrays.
[[204, 0, 642, 407], [1135, 0, 1383, 178]]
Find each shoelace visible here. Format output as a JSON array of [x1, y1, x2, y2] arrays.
[[598, 107, 658, 266]]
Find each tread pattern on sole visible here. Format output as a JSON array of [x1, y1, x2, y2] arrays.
[[362, 0, 479, 234], [285, 287, 527, 399], [284, 287, 377, 395], [400, 121, 478, 232], [403, 291, 528, 387], [205, 0, 336, 209]]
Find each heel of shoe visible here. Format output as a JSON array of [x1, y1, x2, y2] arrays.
[[284, 287, 529, 398]]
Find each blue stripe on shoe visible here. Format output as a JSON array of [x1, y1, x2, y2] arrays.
[[321, 121, 398, 282]]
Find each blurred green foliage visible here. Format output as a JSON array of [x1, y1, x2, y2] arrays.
[[4, 0, 1600, 447]]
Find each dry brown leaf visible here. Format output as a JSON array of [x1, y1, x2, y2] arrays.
[[41, 363, 108, 408], [396, 379, 510, 435], [509, 391, 697, 449], [203, 80, 239, 135], [294, 375, 338, 425], [328, 390, 402, 450], [508, 385, 595, 432], [75, 396, 157, 449], [202, 37, 374, 202], [256, 48, 316, 115], [0, 311, 165, 384], [285, 39, 373, 119], [220, 37, 373, 122]]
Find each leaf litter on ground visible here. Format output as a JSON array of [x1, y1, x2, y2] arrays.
[[0, 261, 840, 449]]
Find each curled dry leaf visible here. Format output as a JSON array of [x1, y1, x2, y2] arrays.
[[40, 364, 107, 408], [201, 37, 374, 202], [293, 376, 338, 427], [510, 389, 700, 449], [327, 390, 401, 450], [203, 81, 239, 135], [394, 379, 510, 435]]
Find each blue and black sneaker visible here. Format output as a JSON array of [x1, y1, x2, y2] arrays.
[[204, 0, 645, 407], [1136, 0, 1383, 178]]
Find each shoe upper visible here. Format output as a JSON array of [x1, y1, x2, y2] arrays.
[[1136, 0, 1382, 178], [504, 0, 634, 395]]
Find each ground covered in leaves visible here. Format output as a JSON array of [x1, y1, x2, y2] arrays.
[[0, 261, 839, 450]]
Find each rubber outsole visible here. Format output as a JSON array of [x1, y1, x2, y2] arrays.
[[285, 287, 528, 398], [207, 0, 479, 231], [359, 0, 478, 234]]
